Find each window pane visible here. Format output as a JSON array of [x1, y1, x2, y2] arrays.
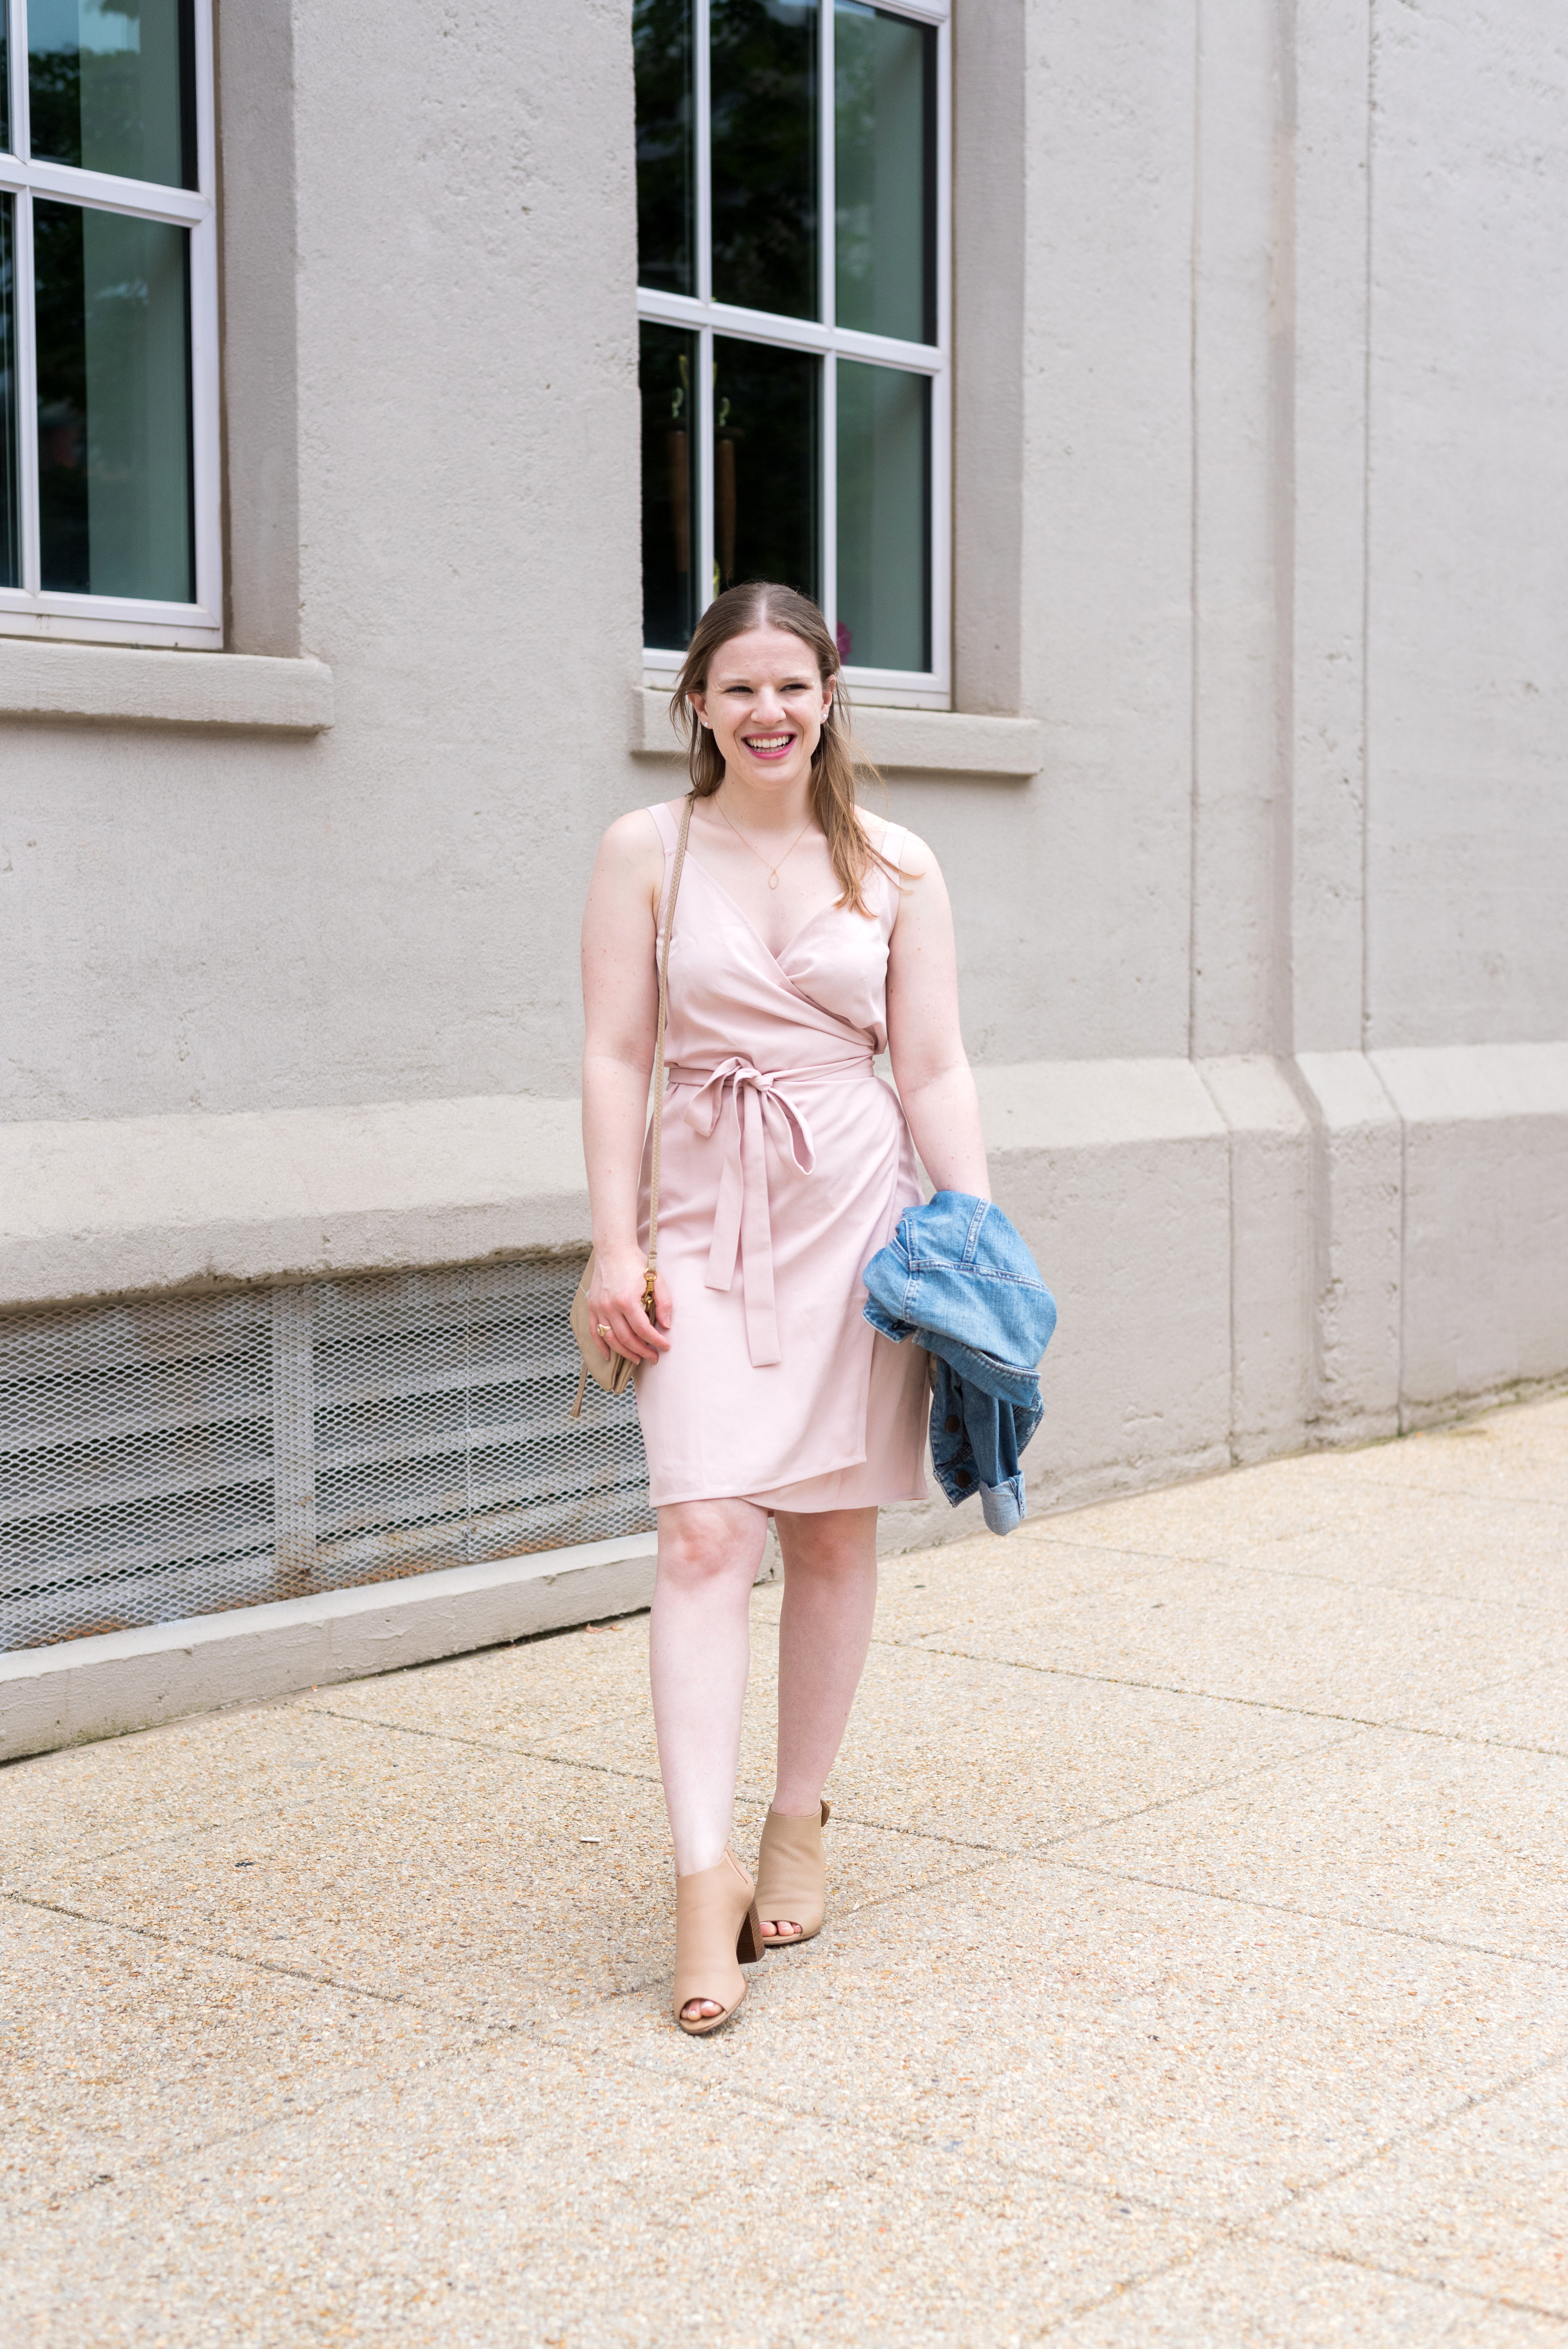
[[714, 336, 820, 598], [1, 17, 10, 154], [836, 358, 929, 671], [834, 2, 935, 344], [635, 0, 695, 296], [641, 322, 699, 650], [29, 0, 196, 190], [711, 0, 819, 321], [0, 198, 17, 587], [35, 199, 193, 600]]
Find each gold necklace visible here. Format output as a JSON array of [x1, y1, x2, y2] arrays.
[[711, 798, 816, 890]]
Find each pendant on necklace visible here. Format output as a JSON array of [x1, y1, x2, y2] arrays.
[[768, 872, 780, 889]]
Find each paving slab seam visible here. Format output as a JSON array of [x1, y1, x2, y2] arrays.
[[4, 2049, 1240, 2338], [995, 1533, 1568, 1623], [1020, 1722, 1370, 1851], [1240, 2041, 1568, 2229], [1184, 1555, 1568, 1621], [2, 1844, 1024, 2068], [881, 1638, 1568, 1754], [296, 1697, 1382, 1878], [1241, 2239, 1568, 2329], [550, 2013, 1246, 2242], [1016, 2039, 1568, 2339], [3, 1857, 1236, 2267], [0, 1886, 420, 2010], [0, 1836, 1020, 2044], [1336, 1477, 1568, 1517], [294, 1699, 1016, 1855], [1049, 1857, 1568, 1971]]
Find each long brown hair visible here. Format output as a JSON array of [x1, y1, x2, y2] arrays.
[[669, 582, 896, 916]]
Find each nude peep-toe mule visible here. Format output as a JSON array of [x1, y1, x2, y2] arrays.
[[672, 1850, 764, 2036], [755, 1800, 831, 1949]]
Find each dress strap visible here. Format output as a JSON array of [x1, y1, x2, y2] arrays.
[[647, 798, 680, 855], [878, 821, 908, 918]]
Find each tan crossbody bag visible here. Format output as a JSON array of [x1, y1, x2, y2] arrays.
[[569, 793, 694, 1419]]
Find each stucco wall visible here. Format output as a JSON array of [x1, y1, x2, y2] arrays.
[[1, 0, 1565, 1522], [2, 0, 647, 1124], [1365, 4, 1568, 1049]]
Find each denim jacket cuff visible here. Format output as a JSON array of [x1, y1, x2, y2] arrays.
[[979, 1473, 1027, 1536]]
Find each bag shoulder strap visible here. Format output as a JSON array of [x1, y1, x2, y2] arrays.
[[642, 794, 694, 1305]]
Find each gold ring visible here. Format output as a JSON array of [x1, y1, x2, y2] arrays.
[[597, 1322, 613, 1339]]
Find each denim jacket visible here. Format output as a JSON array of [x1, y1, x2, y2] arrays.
[[862, 1192, 1058, 1535]]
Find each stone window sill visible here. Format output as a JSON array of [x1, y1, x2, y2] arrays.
[[630, 687, 1041, 777], [0, 638, 334, 732]]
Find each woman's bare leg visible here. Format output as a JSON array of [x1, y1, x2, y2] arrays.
[[649, 1496, 769, 1985], [763, 1504, 879, 1939]]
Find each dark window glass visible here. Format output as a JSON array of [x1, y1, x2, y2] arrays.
[[713, 335, 819, 598], [634, 0, 695, 296], [35, 198, 193, 599], [836, 358, 929, 670], [641, 322, 699, 650], [0, 198, 17, 587], [711, 0, 818, 320], [29, 0, 196, 191], [834, 2, 935, 343]]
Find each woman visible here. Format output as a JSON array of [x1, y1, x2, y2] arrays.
[[580, 582, 989, 2032]]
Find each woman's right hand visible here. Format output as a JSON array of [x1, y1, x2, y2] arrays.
[[584, 1246, 673, 1366]]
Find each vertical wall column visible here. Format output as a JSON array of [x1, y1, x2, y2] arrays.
[[951, 3, 1027, 713], [1188, 0, 1292, 1065], [216, 0, 303, 655], [1187, 0, 1316, 1461], [1287, 0, 1402, 1440]]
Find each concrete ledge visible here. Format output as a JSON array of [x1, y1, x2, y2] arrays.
[[0, 1534, 661, 1763], [0, 638, 334, 731], [0, 1094, 589, 1309], [630, 686, 1044, 776]]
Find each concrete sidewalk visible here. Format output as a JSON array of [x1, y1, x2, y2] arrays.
[[2, 1399, 1566, 2346]]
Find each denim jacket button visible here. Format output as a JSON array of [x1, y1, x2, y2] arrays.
[[954, 1468, 972, 1487], [944, 1414, 961, 1434]]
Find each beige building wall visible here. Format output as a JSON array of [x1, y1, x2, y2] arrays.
[[3, 0, 1566, 1566]]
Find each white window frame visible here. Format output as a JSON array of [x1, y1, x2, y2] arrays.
[[0, 0, 220, 648], [638, 0, 951, 710]]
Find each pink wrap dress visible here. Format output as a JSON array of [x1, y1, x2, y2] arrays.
[[634, 798, 930, 1511]]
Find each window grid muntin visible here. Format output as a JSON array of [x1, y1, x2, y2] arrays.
[[637, 0, 950, 702], [0, 0, 219, 646]]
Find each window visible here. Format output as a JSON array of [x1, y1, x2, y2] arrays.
[[635, 0, 949, 707], [0, 0, 218, 647]]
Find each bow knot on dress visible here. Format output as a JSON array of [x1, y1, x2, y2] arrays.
[[677, 1056, 824, 1368]]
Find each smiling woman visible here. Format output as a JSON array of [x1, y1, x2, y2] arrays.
[[579, 579, 987, 2034]]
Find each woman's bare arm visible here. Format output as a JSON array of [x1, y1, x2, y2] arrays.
[[580, 808, 673, 1362], [883, 831, 990, 1200]]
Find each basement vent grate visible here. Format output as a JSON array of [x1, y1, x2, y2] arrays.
[[0, 1259, 652, 1653]]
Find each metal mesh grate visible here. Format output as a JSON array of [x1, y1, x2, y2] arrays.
[[0, 1258, 652, 1652]]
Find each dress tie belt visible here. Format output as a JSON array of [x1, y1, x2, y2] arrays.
[[666, 1053, 873, 1368]]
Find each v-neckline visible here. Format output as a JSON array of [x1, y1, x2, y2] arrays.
[[682, 848, 841, 971]]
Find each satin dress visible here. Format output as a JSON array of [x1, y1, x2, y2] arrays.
[[634, 799, 930, 1511]]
